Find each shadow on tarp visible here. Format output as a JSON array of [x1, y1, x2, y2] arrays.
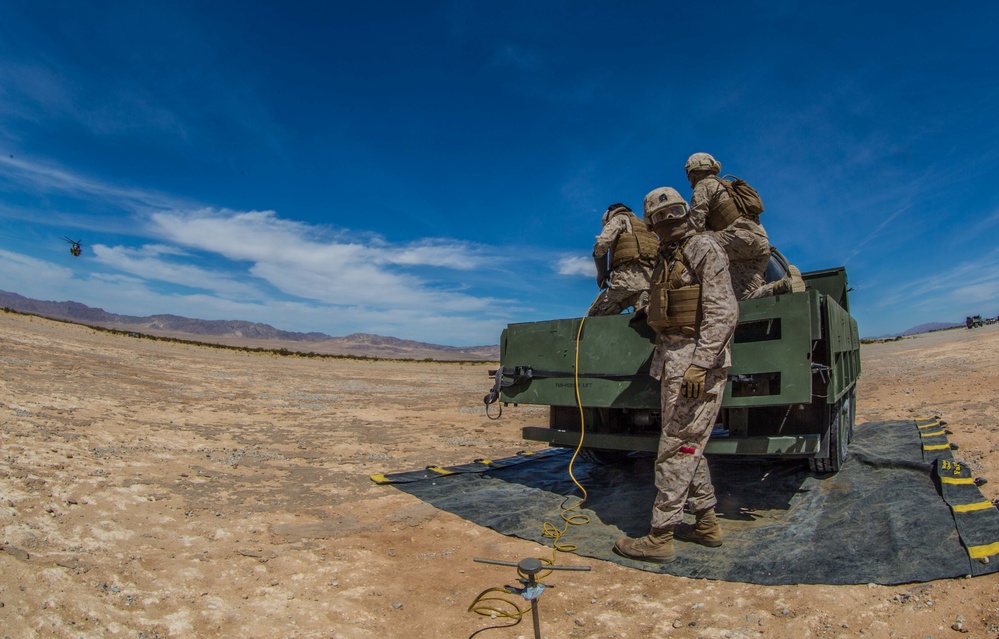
[[385, 420, 999, 585]]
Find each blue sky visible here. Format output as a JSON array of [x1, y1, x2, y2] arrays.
[[1, 2, 998, 345]]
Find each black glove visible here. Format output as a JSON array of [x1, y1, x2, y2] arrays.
[[629, 306, 648, 323], [593, 254, 609, 289]]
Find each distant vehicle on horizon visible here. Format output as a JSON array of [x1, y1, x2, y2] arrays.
[[967, 315, 985, 329]]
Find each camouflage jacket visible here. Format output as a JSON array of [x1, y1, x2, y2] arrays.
[[650, 233, 738, 379], [689, 176, 729, 232], [593, 213, 654, 293]]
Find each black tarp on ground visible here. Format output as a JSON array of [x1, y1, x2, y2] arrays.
[[374, 420, 999, 585]]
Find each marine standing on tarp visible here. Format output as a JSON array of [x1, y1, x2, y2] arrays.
[[613, 187, 738, 564], [589, 203, 658, 316], [685, 153, 793, 299]]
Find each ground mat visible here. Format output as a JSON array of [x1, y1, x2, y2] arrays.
[[374, 419, 999, 585]]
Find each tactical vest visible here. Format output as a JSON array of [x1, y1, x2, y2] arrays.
[[704, 176, 742, 231], [646, 240, 702, 335], [610, 213, 659, 269]]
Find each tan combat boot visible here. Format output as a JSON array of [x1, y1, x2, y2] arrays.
[[772, 275, 793, 296], [675, 507, 723, 547], [613, 528, 676, 563], [787, 265, 807, 293]]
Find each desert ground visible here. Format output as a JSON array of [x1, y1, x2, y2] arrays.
[[1, 310, 998, 639]]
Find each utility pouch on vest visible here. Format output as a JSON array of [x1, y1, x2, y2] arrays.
[[665, 285, 702, 335], [646, 261, 670, 333], [610, 229, 659, 268], [647, 279, 670, 333]]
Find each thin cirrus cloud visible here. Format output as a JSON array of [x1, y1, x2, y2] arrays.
[[0, 155, 183, 212], [92, 243, 264, 300], [146, 208, 498, 311], [873, 246, 999, 313]]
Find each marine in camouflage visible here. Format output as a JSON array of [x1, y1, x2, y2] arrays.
[[689, 175, 771, 300], [648, 232, 738, 530], [590, 211, 654, 316]]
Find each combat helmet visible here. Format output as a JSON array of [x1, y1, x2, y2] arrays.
[[644, 187, 689, 228], [684, 152, 721, 176]]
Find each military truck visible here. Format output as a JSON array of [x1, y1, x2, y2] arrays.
[[485, 251, 861, 473]]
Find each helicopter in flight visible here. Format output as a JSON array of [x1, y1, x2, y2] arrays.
[[62, 236, 85, 257]]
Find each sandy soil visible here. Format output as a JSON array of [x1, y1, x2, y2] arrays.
[[1, 311, 998, 639]]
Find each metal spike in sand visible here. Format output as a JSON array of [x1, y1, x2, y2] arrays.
[[473, 556, 591, 639]]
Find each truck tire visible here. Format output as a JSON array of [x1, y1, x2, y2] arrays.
[[809, 393, 852, 473], [844, 386, 856, 445], [578, 447, 631, 465]]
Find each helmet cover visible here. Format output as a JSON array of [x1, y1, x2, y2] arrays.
[[684, 152, 721, 176], [644, 187, 689, 227]]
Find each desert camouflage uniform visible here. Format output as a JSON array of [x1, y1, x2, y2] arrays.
[[648, 233, 737, 530], [690, 177, 770, 301], [590, 213, 654, 316]]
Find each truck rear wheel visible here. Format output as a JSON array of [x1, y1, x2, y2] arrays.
[[578, 447, 632, 465], [845, 386, 856, 445], [809, 389, 853, 473]]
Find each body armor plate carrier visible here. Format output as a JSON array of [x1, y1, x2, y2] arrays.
[[647, 241, 702, 335], [610, 213, 659, 269], [705, 175, 764, 231]]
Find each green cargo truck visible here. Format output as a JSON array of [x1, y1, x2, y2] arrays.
[[485, 254, 861, 472]]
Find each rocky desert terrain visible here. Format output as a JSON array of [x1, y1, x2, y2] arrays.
[[1, 310, 998, 638]]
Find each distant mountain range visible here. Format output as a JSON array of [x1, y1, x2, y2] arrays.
[[0, 290, 499, 361], [899, 321, 964, 335], [2, 289, 974, 355], [863, 321, 965, 340]]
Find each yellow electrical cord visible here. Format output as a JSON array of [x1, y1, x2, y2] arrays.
[[467, 293, 603, 637], [466, 586, 526, 637], [538, 292, 602, 558]]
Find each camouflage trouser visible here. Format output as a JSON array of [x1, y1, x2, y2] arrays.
[[743, 263, 807, 300], [650, 364, 728, 530], [589, 287, 649, 317], [714, 221, 770, 301]]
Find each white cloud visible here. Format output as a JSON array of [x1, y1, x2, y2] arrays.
[[380, 240, 483, 269], [0, 249, 75, 296], [92, 244, 264, 299], [0, 155, 184, 212], [144, 208, 500, 312], [554, 255, 595, 277]]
